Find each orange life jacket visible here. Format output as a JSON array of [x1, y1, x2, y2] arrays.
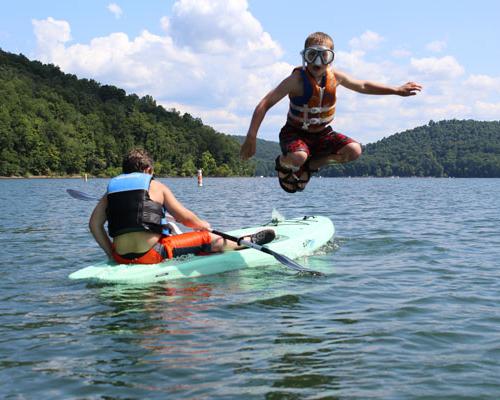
[[287, 67, 337, 131]]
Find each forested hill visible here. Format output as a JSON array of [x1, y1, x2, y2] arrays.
[[321, 120, 500, 177], [0, 49, 253, 177]]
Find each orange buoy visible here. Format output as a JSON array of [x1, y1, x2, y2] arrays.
[[197, 169, 203, 187]]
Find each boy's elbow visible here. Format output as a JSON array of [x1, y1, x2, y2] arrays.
[[358, 83, 371, 94], [89, 220, 97, 235], [258, 95, 277, 111], [255, 101, 268, 114], [89, 216, 103, 234]]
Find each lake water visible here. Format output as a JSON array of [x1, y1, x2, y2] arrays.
[[0, 177, 499, 399]]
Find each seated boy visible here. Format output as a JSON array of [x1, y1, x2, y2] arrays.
[[89, 148, 275, 264]]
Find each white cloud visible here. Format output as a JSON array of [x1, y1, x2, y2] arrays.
[[392, 48, 412, 58], [336, 49, 393, 83], [410, 56, 465, 79], [426, 40, 446, 53], [168, 0, 282, 65], [424, 103, 471, 120], [348, 30, 384, 51], [107, 3, 123, 19], [464, 74, 500, 93], [32, 17, 71, 62], [160, 16, 170, 32], [474, 101, 500, 118], [164, 101, 243, 133]]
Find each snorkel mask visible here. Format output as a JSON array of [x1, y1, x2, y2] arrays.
[[301, 45, 335, 69]]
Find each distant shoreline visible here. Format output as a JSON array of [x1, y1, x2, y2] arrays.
[[1, 175, 498, 180], [0, 175, 86, 179]]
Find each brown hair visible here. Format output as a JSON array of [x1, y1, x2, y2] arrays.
[[304, 32, 334, 50], [122, 148, 154, 173]]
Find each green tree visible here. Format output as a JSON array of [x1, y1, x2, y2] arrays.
[[215, 163, 232, 177], [180, 157, 196, 177], [201, 151, 217, 175]]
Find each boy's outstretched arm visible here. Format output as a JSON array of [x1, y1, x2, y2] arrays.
[[240, 76, 295, 160], [335, 70, 422, 96]]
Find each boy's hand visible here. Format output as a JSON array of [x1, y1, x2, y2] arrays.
[[240, 137, 256, 160], [197, 220, 212, 231], [397, 82, 422, 96]]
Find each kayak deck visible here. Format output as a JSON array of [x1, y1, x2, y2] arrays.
[[69, 215, 334, 284]]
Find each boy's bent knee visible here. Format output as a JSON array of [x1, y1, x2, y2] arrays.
[[282, 151, 308, 168], [350, 142, 362, 160], [342, 142, 362, 162]]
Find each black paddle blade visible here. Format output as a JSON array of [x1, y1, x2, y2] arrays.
[[272, 252, 325, 276], [66, 189, 100, 201]]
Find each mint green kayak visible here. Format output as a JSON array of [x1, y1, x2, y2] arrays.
[[69, 215, 334, 284]]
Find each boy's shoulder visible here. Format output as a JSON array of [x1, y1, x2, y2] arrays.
[[288, 67, 305, 82], [150, 179, 168, 191], [282, 68, 306, 97]]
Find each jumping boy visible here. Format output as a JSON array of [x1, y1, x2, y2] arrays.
[[240, 31, 422, 192]]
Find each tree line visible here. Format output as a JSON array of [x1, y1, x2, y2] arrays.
[[0, 49, 254, 177]]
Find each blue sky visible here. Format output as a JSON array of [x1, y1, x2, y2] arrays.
[[1, 0, 499, 143]]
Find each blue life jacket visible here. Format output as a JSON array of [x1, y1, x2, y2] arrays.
[[106, 172, 170, 237]]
